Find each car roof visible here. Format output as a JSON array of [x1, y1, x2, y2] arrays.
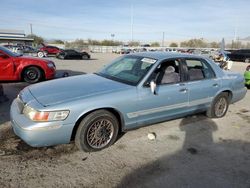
[[130, 52, 206, 61]]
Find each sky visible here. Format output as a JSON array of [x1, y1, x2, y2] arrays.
[[0, 0, 249, 43]]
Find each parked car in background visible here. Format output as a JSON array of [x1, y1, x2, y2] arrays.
[[10, 52, 246, 152], [39, 45, 62, 56], [23, 45, 47, 57], [120, 48, 132, 54], [3, 44, 47, 58], [0, 46, 56, 83], [244, 65, 250, 88], [56, 49, 90, 60], [227, 49, 250, 63]]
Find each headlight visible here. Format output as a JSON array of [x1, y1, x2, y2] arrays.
[[23, 105, 69, 122], [47, 61, 55, 68]]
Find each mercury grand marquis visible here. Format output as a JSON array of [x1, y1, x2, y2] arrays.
[[10, 52, 247, 152]]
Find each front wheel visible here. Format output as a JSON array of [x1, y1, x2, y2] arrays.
[[75, 110, 119, 152], [206, 92, 229, 118], [23, 66, 42, 83]]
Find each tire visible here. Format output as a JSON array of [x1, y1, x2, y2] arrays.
[[23, 66, 42, 83], [206, 92, 229, 118], [245, 58, 250, 63], [58, 55, 65, 59], [75, 110, 119, 152], [37, 51, 44, 58], [82, 54, 89, 60]]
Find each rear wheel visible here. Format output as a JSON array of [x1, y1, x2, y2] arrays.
[[75, 110, 119, 152], [23, 66, 43, 83], [82, 54, 89, 60], [37, 51, 44, 58], [206, 92, 229, 118]]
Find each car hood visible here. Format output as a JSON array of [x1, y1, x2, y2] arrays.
[[28, 74, 131, 106]]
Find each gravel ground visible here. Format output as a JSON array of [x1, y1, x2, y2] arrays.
[[0, 53, 250, 188]]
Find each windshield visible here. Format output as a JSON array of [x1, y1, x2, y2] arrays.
[[0, 46, 21, 57], [98, 55, 157, 86]]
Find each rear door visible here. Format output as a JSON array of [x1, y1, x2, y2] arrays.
[[0, 52, 14, 80], [183, 58, 220, 111]]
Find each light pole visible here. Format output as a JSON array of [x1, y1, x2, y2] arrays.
[[111, 34, 115, 41], [130, 4, 134, 42]]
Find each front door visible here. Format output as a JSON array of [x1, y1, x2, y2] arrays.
[[131, 59, 189, 127]]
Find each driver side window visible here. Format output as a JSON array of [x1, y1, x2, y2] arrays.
[[150, 59, 181, 85]]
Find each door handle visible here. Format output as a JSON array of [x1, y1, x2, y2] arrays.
[[213, 83, 219, 87], [179, 88, 188, 93]]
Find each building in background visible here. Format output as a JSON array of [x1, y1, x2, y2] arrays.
[[0, 29, 33, 45]]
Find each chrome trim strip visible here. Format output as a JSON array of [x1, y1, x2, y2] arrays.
[[127, 97, 213, 118]]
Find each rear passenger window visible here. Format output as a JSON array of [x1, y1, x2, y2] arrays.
[[186, 59, 215, 81]]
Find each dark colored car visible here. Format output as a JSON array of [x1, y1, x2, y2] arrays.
[[227, 49, 250, 63], [39, 45, 62, 55], [120, 48, 132, 54], [0, 46, 56, 83], [56, 49, 90, 60]]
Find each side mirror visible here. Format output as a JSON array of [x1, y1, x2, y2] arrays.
[[150, 80, 157, 95]]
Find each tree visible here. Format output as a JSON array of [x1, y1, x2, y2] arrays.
[[53, 40, 64, 44], [26, 34, 44, 46], [128, 41, 140, 47], [180, 38, 207, 48], [101, 40, 123, 46], [151, 42, 160, 47], [169, 42, 178, 47], [64, 39, 88, 49], [209, 42, 219, 48]]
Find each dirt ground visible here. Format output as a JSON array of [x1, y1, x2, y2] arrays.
[[0, 53, 250, 188]]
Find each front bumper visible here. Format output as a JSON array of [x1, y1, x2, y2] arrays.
[[45, 67, 56, 80], [10, 99, 73, 147]]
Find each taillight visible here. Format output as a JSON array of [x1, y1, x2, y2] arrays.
[[246, 65, 250, 71]]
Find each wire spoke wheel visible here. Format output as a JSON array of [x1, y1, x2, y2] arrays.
[[86, 119, 114, 149], [214, 97, 227, 117]]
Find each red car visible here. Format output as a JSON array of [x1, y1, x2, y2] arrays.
[[0, 46, 56, 83], [39, 45, 62, 55]]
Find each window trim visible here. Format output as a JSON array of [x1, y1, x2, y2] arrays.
[[182, 58, 217, 82], [143, 58, 184, 87]]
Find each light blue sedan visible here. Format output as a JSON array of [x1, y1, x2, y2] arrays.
[[10, 52, 247, 152]]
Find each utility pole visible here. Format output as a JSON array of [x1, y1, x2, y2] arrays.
[[111, 34, 115, 41], [162, 32, 165, 47], [30, 23, 33, 35], [130, 4, 134, 42]]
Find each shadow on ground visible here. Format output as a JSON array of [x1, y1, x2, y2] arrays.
[[0, 124, 77, 159], [117, 115, 250, 188], [56, 70, 86, 77]]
